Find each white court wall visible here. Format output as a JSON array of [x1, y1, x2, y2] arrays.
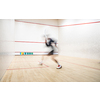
[[58, 19, 100, 60], [15, 19, 58, 55], [0, 19, 15, 80]]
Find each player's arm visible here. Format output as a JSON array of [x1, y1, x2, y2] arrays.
[[55, 43, 58, 49], [44, 37, 50, 46], [53, 41, 58, 49], [45, 38, 47, 43]]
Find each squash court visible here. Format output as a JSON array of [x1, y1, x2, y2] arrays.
[[1, 56, 100, 82], [0, 19, 100, 82]]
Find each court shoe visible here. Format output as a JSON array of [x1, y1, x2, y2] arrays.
[[57, 65, 62, 69], [39, 62, 43, 65]]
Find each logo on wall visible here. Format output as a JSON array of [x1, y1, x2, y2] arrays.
[[20, 52, 33, 55]]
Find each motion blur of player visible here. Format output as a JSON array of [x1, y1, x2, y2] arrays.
[[40, 36, 62, 69]]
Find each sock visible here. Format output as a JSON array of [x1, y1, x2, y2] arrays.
[[57, 62, 60, 65], [40, 61, 43, 64]]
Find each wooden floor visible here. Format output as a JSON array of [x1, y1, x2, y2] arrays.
[[1, 55, 100, 82]]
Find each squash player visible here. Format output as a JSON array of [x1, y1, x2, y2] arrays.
[[40, 36, 62, 69]]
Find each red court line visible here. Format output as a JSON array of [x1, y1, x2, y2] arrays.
[[38, 61, 49, 67], [15, 20, 100, 27], [15, 20, 58, 27], [7, 67, 46, 70], [15, 41, 58, 44], [15, 51, 49, 53], [59, 21, 100, 27], [7, 61, 49, 70], [12, 61, 38, 63], [15, 41, 44, 43], [15, 51, 58, 53], [60, 60, 100, 71]]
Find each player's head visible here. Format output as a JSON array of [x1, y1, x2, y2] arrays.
[[47, 38, 51, 40], [43, 34, 51, 39]]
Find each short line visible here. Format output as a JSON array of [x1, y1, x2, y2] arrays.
[[60, 60, 100, 71], [38, 61, 49, 67], [7, 66, 46, 70], [12, 61, 38, 63], [7, 61, 49, 70]]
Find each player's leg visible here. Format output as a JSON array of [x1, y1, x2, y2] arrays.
[[39, 55, 44, 65], [39, 52, 51, 65], [51, 54, 62, 69]]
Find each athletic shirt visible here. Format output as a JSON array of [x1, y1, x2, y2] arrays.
[[46, 38, 57, 50]]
